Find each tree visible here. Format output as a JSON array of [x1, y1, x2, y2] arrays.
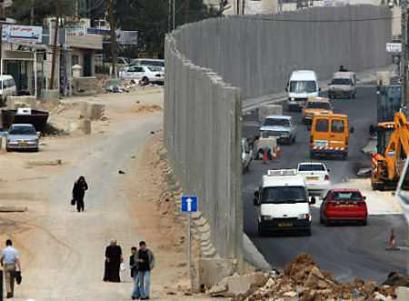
[[114, 0, 219, 58], [10, 0, 74, 25]]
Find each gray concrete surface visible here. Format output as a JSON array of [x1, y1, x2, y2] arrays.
[[175, 5, 391, 99], [243, 87, 409, 282], [165, 35, 243, 267]]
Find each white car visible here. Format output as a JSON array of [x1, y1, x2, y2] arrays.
[[297, 162, 331, 197], [119, 65, 164, 84]]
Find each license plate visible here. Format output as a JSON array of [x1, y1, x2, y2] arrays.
[[19, 141, 27, 146], [278, 222, 293, 227], [314, 140, 328, 148], [307, 176, 319, 181], [338, 204, 354, 207]]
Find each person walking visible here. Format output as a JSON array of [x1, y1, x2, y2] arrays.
[[0, 239, 22, 299], [103, 240, 123, 282], [130, 247, 140, 300], [72, 176, 88, 212], [136, 241, 155, 300]]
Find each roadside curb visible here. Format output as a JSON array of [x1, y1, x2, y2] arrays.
[[243, 234, 272, 272]]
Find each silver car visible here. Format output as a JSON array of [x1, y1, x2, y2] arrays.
[[259, 115, 296, 144], [6, 123, 40, 152]]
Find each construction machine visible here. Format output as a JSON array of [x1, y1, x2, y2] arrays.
[[371, 112, 409, 190]]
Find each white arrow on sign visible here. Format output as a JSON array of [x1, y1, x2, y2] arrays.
[[186, 198, 192, 212]]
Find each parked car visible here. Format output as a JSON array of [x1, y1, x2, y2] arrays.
[[320, 189, 368, 226], [259, 115, 296, 144], [241, 137, 253, 173], [0, 75, 17, 106], [130, 58, 165, 72], [119, 65, 164, 84], [297, 162, 331, 197], [302, 97, 333, 125], [6, 123, 40, 152], [328, 72, 357, 99]]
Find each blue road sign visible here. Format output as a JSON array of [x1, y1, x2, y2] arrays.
[[181, 195, 198, 213]]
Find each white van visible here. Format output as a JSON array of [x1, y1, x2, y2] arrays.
[[286, 70, 319, 111], [253, 169, 314, 236], [0, 75, 17, 106]]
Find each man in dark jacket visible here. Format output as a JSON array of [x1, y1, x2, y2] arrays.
[[137, 241, 155, 300], [72, 176, 88, 212]]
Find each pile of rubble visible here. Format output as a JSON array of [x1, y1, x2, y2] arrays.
[[209, 253, 409, 301]]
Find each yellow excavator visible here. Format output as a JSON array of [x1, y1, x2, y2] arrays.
[[371, 112, 409, 190]]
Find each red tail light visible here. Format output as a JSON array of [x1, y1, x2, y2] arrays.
[[325, 175, 330, 181]]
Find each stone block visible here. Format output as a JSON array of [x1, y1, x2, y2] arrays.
[[199, 258, 237, 289]]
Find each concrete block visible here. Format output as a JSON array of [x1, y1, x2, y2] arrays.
[[199, 258, 237, 289], [258, 104, 283, 123], [80, 102, 105, 121], [396, 287, 409, 301], [41, 90, 59, 101], [78, 119, 91, 135]]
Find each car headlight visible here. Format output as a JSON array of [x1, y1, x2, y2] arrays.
[[298, 213, 311, 221], [290, 97, 295, 101], [261, 215, 273, 221]]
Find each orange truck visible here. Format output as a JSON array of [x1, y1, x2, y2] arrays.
[[310, 113, 353, 160]]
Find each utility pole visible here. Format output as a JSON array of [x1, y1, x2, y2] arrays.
[[236, 0, 240, 15], [242, 0, 245, 15], [30, 0, 35, 25], [107, 0, 117, 77], [173, 0, 176, 30], [168, 0, 172, 32], [185, 0, 190, 24], [50, 0, 61, 90], [402, 0, 408, 107]]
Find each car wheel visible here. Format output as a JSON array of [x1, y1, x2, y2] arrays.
[[319, 215, 323, 224], [142, 76, 149, 83], [292, 136, 296, 144], [360, 219, 367, 226], [324, 218, 330, 226], [305, 228, 312, 236]]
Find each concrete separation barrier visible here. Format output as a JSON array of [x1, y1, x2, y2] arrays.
[[165, 5, 392, 286]]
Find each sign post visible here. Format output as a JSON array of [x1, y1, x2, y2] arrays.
[[181, 195, 198, 291]]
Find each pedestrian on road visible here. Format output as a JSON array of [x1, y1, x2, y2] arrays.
[[72, 176, 88, 212], [0, 239, 22, 299], [136, 241, 155, 300], [130, 246, 140, 300], [103, 240, 123, 282]]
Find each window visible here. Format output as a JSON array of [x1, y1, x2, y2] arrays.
[[306, 102, 331, 110], [315, 119, 329, 132], [331, 120, 345, 133], [298, 164, 325, 171], [72, 55, 80, 66], [140, 60, 164, 67], [261, 186, 308, 204], [331, 191, 362, 201], [289, 81, 317, 93], [331, 78, 352, 85], [263, 118, 290, 127]]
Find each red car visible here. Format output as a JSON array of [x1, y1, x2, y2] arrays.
[[320, 188, 368, 226]]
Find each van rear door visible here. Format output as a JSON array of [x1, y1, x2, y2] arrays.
[[311, 117, 330, 149], [328, 118, 348, 151]]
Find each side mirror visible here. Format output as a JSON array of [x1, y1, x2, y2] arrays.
[[327, 168, 330, 172], [310, 197, 316, 205], [285, 87, 288, 92], [254, 191, 260, 206], [253, 198, 259, 206], [350, 127, 355, 134], [363, 196, 367, 200], [319, 87, 322, 92], [37, 131, 41, 137], [254, 191, 259, 198]]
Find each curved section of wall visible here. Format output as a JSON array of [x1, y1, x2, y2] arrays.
[[174, 5, 391, 99]]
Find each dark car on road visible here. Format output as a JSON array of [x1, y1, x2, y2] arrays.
[[320, 188, 368, 226]]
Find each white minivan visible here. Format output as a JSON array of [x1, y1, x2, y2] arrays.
[[286, 70, 319, 111], [254, 169, 315, 236], [0, 75, 17, 106]]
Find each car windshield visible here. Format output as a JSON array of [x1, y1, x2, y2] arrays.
[[331, 78, 352, 85], [147, 66, 162, 72], [9, 126, 36, 135], [306, 102, 331, 110], [298, 164, 325, 171], [263, 118, 290, 127], [331, 191, 362, 201], [289, 81, 317, 93], [261, 186, 307, 204], [141, 60, 164, 67]]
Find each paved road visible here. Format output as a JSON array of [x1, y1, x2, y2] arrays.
[[243, 87, 408, 282]]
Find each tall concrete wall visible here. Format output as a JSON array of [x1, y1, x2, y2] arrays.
[[164, 35, 243, 265], [165, 5, 391, 279], [175, 5, 391, 99]]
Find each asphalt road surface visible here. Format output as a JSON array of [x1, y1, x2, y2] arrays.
[[243, 87, 408, 282]]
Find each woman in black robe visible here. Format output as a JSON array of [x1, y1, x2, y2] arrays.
[[103, 240, 123, 282], [72, 176, 88, 212]]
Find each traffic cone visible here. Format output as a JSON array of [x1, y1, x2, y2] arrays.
[[263, 148, 268, 164], [386, 229, 399, 251]]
